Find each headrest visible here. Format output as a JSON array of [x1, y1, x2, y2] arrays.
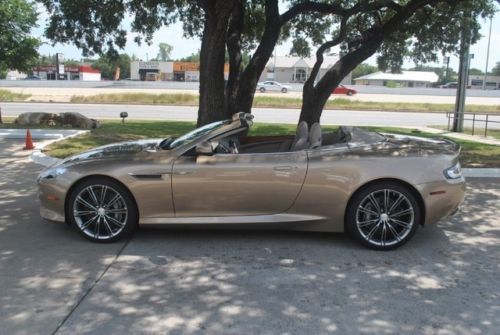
[[309, 123, 322, 149]]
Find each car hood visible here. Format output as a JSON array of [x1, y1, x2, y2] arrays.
[[55, 138, 164, 166]]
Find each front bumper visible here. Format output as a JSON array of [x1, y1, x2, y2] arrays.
[[38, 180, 67, 223]]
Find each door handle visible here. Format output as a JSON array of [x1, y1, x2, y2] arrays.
[[273, 166, 297, 171]]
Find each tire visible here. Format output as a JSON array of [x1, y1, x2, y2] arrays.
[[347, 91, 353, 96], [259, 87, 266, 93], [67, 177, 138, 243], [345, 182, 421, 250], [281, 88, 288, 93]]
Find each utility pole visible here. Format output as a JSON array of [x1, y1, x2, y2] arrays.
[[453, 15, 472, 133], [483, 17, 493, 90], [443, 56, 450, 83]]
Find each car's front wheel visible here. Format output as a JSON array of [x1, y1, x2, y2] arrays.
[[67, 177, 138, 242], [281, 87, 288, 93], [346, 182, 421, 250], [347, 91, 353, 96]]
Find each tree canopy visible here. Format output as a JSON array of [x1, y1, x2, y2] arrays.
[[91, 54, 131, 80], [0, 0, 40, 75], [492, 61, 500, 76], [351, 63, 378, 83], [40, 0, 497, 125], [156, 43, 173, 62]]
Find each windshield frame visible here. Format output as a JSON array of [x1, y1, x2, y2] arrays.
[[166, 119, 233, 150]]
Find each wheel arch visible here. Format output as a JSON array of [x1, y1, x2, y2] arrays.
[[64, 174, 139, 224], [344, 178, 426, 227]]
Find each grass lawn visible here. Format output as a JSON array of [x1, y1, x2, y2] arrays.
[[30, 120, 500, 168], [0, 89, 31, 102], [69, 92, 500, 114]]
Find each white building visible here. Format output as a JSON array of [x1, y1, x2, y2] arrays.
[[260, 56, 351, 84], [130, 61, 174, 81], [78, 66, 101, 81], [468, 75, 500, 90], [354, 71, 439, 88]]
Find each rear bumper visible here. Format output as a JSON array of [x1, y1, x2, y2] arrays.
[[416, 177, 466, 225]]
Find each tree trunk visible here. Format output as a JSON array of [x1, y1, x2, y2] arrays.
[[299, 42, 386, 126], [224, 0, 244, 119], [299, 83, 333, 126], [197, 1, 234, 126], [232, 0, 280, 115], [299, 0, 431, 126]]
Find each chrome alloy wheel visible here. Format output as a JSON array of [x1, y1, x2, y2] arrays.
[[355, 189, 414, 247], [72, 185, 128, 240]]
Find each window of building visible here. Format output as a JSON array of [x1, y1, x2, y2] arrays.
[[471, 79, 483, 86], [294, 68, 307, 82]]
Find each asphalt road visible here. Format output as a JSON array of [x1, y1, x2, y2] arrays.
[[2, 79, 500, 97], [1, 139, 500, 334], [0, 102, 481, 128]]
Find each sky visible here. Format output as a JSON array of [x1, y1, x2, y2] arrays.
[[32, 3, 500, 73]]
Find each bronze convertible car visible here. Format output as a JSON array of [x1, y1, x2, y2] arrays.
[[38, 113, 465, 250]]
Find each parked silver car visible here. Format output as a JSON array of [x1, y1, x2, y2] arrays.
[[257, 81, 292, 93]]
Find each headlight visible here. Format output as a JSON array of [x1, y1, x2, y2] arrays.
[[444, 162, 462, 179], [38, 167, 67, 181]]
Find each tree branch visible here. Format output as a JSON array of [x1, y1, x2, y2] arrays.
[[315, 0, 442, 95], [280, 2, 346, 24], [235, 0, 281, 114], [280, 0, 403, 26], [304, 15, 349, 91]]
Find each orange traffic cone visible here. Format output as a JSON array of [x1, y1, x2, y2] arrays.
[[24, 129, 34, 150]]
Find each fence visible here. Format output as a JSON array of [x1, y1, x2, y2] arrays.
[[446, 111, 500, 137]]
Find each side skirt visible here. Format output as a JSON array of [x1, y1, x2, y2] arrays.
[[140, 213, 326, 225]]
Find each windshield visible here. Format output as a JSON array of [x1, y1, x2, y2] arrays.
[[167, 119, 232, 149]]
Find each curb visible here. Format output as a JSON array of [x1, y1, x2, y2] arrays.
[[463, 168, 500, 178], [29, 130, 89, 167]]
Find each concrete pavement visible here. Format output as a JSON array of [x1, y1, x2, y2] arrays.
[[0, 139, 127, 334], [1, 139, 500, 334]]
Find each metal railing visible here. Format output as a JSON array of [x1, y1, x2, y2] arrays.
[[446, 111, 500, 137]]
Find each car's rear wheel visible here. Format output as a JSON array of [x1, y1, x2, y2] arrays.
[[281, 87, 288, 93], [259, 87, 266, 93], [67, 177, 138, 243], [346, 182, 420, 250]]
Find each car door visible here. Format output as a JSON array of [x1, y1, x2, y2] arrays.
[[171, 150, 308, 217], [266, 81, 278, 91]]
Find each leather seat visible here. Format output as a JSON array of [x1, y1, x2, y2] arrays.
[[291, 121, 309, 151], [309, 123, 322, 149]]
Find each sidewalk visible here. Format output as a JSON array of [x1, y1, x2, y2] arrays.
[[0, 129, 88, 167], [0, 128, 88, 140], [418, 126, 500, 146]]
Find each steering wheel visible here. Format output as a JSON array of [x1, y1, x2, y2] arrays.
[[215, 140, 231, 154], [229, 139, 239, 154]]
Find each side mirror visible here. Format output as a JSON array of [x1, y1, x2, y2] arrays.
[[195, 141, 214, 155]]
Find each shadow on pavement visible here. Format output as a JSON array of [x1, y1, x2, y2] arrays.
[[0, 139, 126, 334], [57, 180, 500, 335], [1, 139, 499, 334]]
